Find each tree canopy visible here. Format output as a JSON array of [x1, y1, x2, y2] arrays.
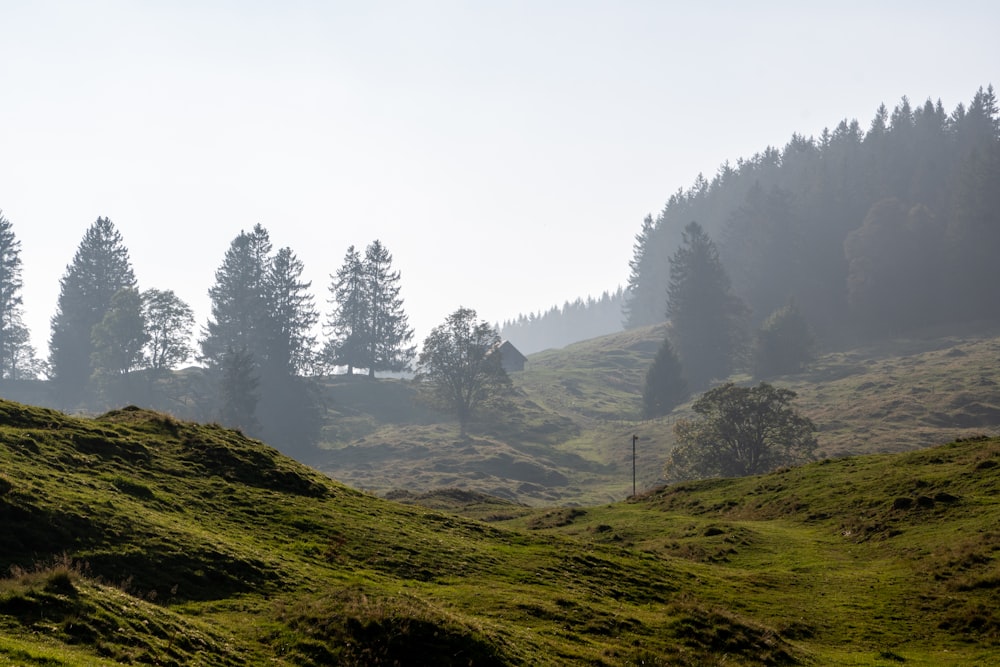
[[416, 307, 511, 434], [625, 86, 1000, 343], [142, 289, 195, 371], [666, 382, 817, 482]]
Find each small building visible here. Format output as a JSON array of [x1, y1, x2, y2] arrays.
[[495, 340, 527, 373]]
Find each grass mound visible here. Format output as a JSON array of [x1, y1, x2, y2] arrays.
[[1, 397, 998, 664]]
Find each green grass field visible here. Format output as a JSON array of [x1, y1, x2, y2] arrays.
[[1, 395, 998, 664]]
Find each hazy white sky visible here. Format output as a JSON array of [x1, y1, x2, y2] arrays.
[[1, 1, 997, 361]]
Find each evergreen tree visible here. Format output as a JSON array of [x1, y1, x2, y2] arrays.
[[955, 85, 999, 158], [752, 301, 816, 379], [199, 224, 273, 368], [624, 214, 667, 328], [264, 246, 318, 377], [361, 240, 414, 377], [723, 183, 802, 324], [324, 245, 368, 375], [946, 139, 1000, 320], [219, 345, 260, 433], [5, 318, 42, 381], [625, 85, 1000, 347], [201, 226, 323, 453], [142, 288, 195, 371], [500, 288, 626, 355], [641, 337, 688, 418], [666, 222, 748, 389], [845, 199, 947, 333], [49, 217, 137, 405], [0, 212, 27, 380]]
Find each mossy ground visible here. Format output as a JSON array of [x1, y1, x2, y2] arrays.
[[1, 399, 998, 664]]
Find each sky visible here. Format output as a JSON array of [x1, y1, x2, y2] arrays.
[[1, 1, 997, 364]]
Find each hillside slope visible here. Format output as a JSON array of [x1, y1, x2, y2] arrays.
[[1, 401, 998, 664], [316, 324, 1000, 504]]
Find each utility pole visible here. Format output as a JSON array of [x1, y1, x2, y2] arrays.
[[632, 434, 638, 497]]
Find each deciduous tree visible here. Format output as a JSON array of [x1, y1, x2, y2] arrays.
[[92, 288, 148, 377], [416, 307, 511, 434], [666, 382, 817, 482], [142, 288, 195, 371]]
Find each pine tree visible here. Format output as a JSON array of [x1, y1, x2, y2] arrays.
[[201, 226, 323, 451], [5, 319, 41, 381], [49, 217, 137, 405], [264, 247, 318, 377], [361, 240, 414, 377], [624, 214, 667, 328], [752, 301, 816, 379], [723, 183, 802, 324], [946, 139, 1000, 320], [641, 337, 688, 418], [219, 346, 260, 433], [199, 224, 273, 368], [0, 212, 27, 380], [666, 221, 747, 389], [324, 245, 368, 375]]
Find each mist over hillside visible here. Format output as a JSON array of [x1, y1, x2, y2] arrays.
[[625, 86, 1000, 348], [499, 288, 626, 355]]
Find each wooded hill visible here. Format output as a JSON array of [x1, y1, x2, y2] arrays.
[[625, 85, 1000, 345], [1, 399, 998, 665]]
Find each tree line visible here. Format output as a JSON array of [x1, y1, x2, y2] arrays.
[[0, 213, 514, 453], [0, 217, 407, 450], [631, 85, 999, 418], [626, 85, 1000, 342], [499, 288, 626, 355]]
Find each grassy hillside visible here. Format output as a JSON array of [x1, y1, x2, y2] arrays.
[[315, 324, 1000, 505], [0, 400, 998, 664]]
